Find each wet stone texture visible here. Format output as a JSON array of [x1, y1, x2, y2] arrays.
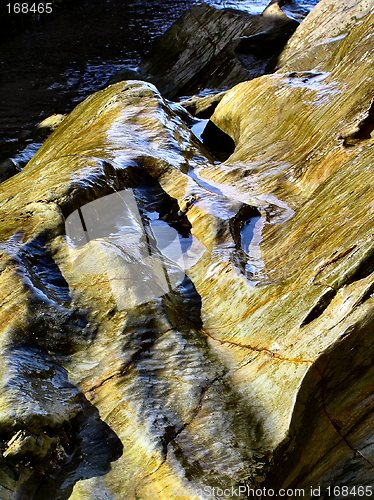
[[112, 2, 301, 99], [0, 0, 373, 498]]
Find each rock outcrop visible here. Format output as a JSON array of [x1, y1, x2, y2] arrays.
[[179, 91, 226, 119], [0, 0, 373, 498], [0, 115, 66, 184], [207, 0, 374, 489], [111, 2, 300, 99]]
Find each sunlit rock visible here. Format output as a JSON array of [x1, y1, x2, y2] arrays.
[[0, 0, 373, 497], [208, 0, 374, 489]]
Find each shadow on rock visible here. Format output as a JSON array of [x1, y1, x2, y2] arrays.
[[0, 346, 123, 500], [109, 2, 300, 99], [266, 308, 374, 489]]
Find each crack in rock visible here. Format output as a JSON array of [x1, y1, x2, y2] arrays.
[[202, 328, 313, 365]]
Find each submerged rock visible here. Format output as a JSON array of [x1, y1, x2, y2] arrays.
[[0, 0, 373, 498], [0, 0, 66, 40], [0, 158, 18, 183]]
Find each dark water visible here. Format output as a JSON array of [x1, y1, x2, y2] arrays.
[[0, 0, 195, 160], [0, 0, 318, 164]]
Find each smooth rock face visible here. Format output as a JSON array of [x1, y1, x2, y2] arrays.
[[209, 0, 374, 489], [117, 3, 299, 98], [0, 1, 373, 499]]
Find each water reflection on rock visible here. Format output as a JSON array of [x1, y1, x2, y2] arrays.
[[65, 189, 206, 309]]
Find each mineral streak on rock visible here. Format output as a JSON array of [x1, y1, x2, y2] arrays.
[[0, 0, 373, 498], [208, 0, 374, 489]]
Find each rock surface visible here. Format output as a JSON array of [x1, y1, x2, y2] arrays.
[[0, 0, 373, 498], [0, 114, 66, 184], [33, 113, 67, 141], [111, 3, 299, 99], [179, 91, 226, 119], [208, 0, 374, 489]]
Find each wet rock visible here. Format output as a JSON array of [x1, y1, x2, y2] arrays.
[[0, 158, 18, 183], [33, 113, 66, 141], [0, 115, 65, 185], [0, 347, 80, 496], [0, 0, 66, 40], [114, 3, 299, 99], [277, 0, 372, 71], [264, 0, 312, 22], [0, 0, 373, 497], [208, 0, 374, 489], [179, 91, 226, 119], [0, 80, 256, 498]]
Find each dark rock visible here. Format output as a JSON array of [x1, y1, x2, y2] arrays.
[[0, 159, 18, 183], [179, 91, 226, 118], [107, 68, 146, 87], [120, 3, 299, 99], [0, 0, 66, 40], [211, 0, 374, 488]]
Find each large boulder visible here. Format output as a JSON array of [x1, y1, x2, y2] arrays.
[[0, 80, 259, 499], [0, 0, 372, 498], [111, 3, 299, 99]]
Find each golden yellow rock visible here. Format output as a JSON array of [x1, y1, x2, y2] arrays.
[[0, 0, 373, 497]]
